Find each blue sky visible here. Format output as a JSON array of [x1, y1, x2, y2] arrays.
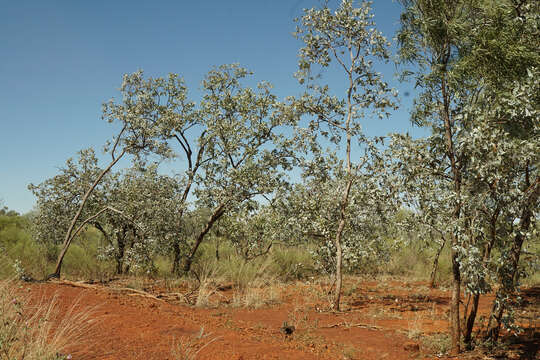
[[0, 0, 420, 213]]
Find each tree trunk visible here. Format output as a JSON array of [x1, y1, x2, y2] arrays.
[[464, 293, 480, 347], [124, 233, 136, 274], [463, 211, 499, 346], [430, 237, 446, 288], [115, 227, 127, 275], [182, 203, 226, 273], [486, 214, 530, 341], [333, 219, 345, 311], [333, 175, 352, 311], [450, 245, 462, 354], [171, 239, 182, 275], [440, 53, 462, 354]]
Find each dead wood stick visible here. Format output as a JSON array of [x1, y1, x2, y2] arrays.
[[110, 287, 163, 301], [56, 279, 100, 290], [55, 280, 163, 302], [321, 322, 383, 330]]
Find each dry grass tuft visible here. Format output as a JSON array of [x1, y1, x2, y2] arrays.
[[0, 279, 98, 360], [171, 327, 221, 360]]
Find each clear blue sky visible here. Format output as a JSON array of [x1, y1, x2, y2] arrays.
[[0, 0, 419, 214]]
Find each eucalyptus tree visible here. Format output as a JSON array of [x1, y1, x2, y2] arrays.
[[271, 148, 399, 283], [181, 64, 295, 272], [292, 0, 397, 310], [30, 70, 176, 279], [110, 71, 207, 275], [397, 0, 539, 351], [77, 65, 294, 275], [457, 110, 539, 344], [397, 0, 482, 351], [452, 0, 539, 342], [29, 149, 116, 262], [463, 69, 539, 343]]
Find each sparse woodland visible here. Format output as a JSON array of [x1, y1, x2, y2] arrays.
[[1, 1, 538, 359]]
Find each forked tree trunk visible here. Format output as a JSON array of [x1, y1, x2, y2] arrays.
[[49, 148, 127, 279]]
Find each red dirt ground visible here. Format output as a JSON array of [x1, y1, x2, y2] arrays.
[[22, 278, 539, 360]]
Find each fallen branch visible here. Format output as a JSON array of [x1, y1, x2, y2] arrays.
[[109, 287, 163, 302], [321, 322, 383, 330], [55, 279, 100, 290], [54, 280, 163, 302]]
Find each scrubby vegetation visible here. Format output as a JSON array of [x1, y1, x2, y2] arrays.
[[1, 0, 538, 358]]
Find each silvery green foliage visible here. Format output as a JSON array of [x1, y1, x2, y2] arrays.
[[221, 203, 279, 261], [291, 0, 397, 307], [387, 132, 454, 285], [29, 149, 114, 246], [396, 0, 539, 341], [458, 67, 539, 332], [30, 153, 185, 274], [294, 0, 396, 106], [34, 69, 192, 277], [458, 69, 538, 295], [169, 64, 299, 271], [94, 165, 186, 274], [391, 67, 539, 299], [273, 146, 401, 274], [31, 64, 296, 275], [100, 65, 297, 273], [101, 70, 192, 159], [292, 0, 397, 145], [193, 64, 294, 211]]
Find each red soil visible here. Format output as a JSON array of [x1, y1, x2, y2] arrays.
[[22, 278, 538, 360]]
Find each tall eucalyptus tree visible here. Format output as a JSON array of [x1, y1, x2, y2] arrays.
[[181, 64, 295, 272], [292, 0, 397, 310], [397, 0, 539, 351]]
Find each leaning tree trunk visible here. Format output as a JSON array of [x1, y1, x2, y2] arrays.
[[182, 203, 226, 273], [49, 148, 127, 279], [429, 237, 446, 288]]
